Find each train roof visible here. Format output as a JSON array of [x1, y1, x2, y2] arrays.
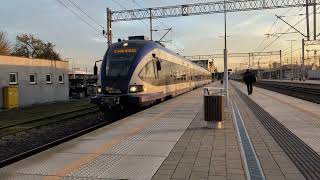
[[111, 40, 210, 74]]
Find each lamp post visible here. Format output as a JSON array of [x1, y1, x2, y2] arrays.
[[223, 0, 229, 103]]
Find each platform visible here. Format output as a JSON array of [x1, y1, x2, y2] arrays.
[[1, 82, 320, 180], [0, 84, 246, 180], [231, 80, 320, 180], [232, 81, 320, 154]]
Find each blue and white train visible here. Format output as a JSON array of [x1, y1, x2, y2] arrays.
[[91, 36, 211, 111]]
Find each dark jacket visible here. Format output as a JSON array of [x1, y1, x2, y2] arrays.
[[243, 71, 256, 84]]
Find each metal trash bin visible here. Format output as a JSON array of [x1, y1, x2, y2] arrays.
[[204, 88, 224, 122]]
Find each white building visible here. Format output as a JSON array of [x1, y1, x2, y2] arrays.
[[0, 55, 69, 108]]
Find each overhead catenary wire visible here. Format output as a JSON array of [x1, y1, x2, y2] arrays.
[[65, 0, 105, 29], [257, 6, 296, 51], [256, 7, 302, 52], [132, 0, 169, 29], [55, 0, 101, 34], [125, 0, 183, 51], [282, 48, 302, 56], [261, 6, 320, 52], [111, 0, 149, 27], [255, 18, 279, 51]]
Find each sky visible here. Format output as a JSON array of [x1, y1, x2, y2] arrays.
[[0, 0, 318, 72]]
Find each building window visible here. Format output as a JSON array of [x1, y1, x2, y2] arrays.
[[58, 74, 64, 84], [9, 73, 18, 85], [29, 74, 37, 84], [46, 74, 52, 84]]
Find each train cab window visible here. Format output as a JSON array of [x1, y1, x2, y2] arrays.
[[105, 42, 141, 77], [46, 74, 52, 84], [9, 72, 18, 85]]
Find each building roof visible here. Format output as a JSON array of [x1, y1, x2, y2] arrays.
[[0, 55, 69, 70]]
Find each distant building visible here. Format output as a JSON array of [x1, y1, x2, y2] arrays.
[[308, 70, 320, 80], [0, 55, 69, 108], [68, 69, 94, 79]]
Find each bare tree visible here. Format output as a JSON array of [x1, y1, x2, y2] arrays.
[[12, 34, 61, 60], [0, 31, 11, 55]]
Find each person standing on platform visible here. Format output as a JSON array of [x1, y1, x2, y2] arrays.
[[243, 69, 256, 95]]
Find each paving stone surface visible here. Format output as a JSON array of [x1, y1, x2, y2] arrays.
[[152, 101, 246, 180], [230, 82, 306, 180]]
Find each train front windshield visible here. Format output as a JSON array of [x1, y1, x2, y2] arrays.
[[106, 43, 141, 78]]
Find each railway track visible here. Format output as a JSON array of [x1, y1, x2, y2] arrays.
[[0, 104, 142, 168], [254, 81, 320, 104], [0, 106, 100, 137], [0, 105, 107, 168]]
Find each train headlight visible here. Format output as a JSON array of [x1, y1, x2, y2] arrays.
[[97, 87, 102, 94], [129, 85, 145, 93], [129, 86, 137, 93]]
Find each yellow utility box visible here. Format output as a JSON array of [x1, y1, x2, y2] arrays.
[[3, 86, 19, 109]]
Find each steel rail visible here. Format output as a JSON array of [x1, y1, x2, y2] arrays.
[[0, 106, 100, 137], [0, 114, 106, 168], [254, 81, 320, 103]]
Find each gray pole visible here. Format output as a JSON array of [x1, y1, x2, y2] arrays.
[[107, 8, 112, 47], [287, 40, 296, 80], [314, 50, 317, 67], [314, 0, 317, 40], [280, 50, 282, 80], [291, 42, 294, 79], [223, 0, 229, 102], [258, 60, 260, 79], [306, 0, 310, 41], [269, 57, 272, 79], [149, 8, 153, 41], [248, 53, 251, 68], [302, 39, 305, 80]]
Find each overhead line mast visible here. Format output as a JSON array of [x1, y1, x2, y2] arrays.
[[106, 0, 320, 47], [110, 0, 319, 22], [106, 0, 320, 49]]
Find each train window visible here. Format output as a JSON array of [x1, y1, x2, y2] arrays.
[[106, 60, 131, 77], [139, 58, 210, 86], [58, 75, 64, 84], [139, 60, 156, 84], [46, 74, 52, 84], [106, 43, 141, 77], [29, 73, 36, 84], [9, 72, 18, 85], [158, 59, 173, 85]]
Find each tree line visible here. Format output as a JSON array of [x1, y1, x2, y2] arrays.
[[0, 31, 61, 60]]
